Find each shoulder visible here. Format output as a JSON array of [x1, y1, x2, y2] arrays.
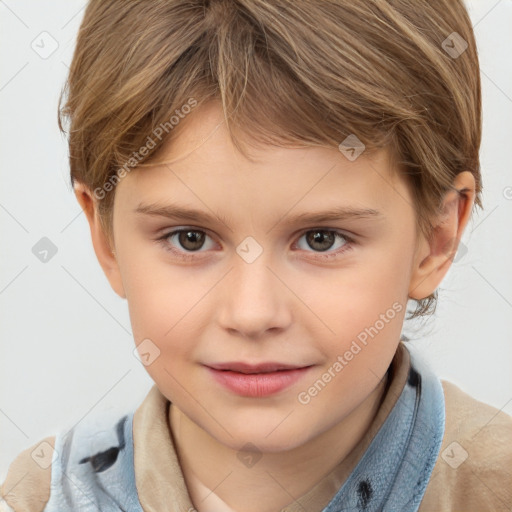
[[1, 406, 137, 511], [0, 436, 55, 512], [419, 379, 512, 511]]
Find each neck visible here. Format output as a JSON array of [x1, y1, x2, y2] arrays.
[[168, 372, 389, 512]]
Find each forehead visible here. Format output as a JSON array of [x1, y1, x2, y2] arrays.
[[115, 102, 411, 220]]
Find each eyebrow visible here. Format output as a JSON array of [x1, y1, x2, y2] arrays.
[[134, 201, 384, 228]]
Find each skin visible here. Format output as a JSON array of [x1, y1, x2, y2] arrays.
[[75, 101, 475, 512]]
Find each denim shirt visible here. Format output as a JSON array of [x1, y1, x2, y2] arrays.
[[43, 345, 445, 512]]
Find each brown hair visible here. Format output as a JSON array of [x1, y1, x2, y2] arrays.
[[58, 0, 482, 320]]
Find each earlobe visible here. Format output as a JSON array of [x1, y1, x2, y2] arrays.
[[408, 171, 476, 301], [73, 182, 126, 299]]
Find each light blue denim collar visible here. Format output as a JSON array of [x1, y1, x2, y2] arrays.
[[321, 344, 445, 512]]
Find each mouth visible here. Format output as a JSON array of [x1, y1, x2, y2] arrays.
[[204, 362, 314, 397], [206, 361, 311, 374]]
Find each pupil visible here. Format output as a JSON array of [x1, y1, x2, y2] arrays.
[[307, 230, 334, 252]]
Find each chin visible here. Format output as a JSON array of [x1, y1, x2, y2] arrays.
[[216, 426, 309, 454]]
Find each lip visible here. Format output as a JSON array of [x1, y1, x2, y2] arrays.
[[205, 362, 314, 397], [207, 361, 308, 373]]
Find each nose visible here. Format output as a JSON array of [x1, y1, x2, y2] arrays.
[[217, 253, 293, 340]]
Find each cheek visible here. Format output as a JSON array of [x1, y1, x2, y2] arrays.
[[297, 284, 405, 419], [289, 249, 409, 373], [118, 238, 189, 331], [295, 252, 408, 333], [118, 252, 202, 366], [124, 266, 205, 399]]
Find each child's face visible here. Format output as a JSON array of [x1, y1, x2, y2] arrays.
[[110, 101, 422, 452]]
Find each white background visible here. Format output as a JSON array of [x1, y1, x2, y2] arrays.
[[1, 0, 511, 481]]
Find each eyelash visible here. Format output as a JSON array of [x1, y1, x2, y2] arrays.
[[155, 228, 355, 262]]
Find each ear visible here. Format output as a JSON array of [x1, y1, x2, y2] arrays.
[[408, 171, 476, 300], [74, 182, 126, 299]]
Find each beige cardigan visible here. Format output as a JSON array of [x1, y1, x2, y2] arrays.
[[2, 343, 511, 511]]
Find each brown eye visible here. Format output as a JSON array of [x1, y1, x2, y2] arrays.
[[294, 229, 354, 259], [156, 228, 216, 260], [177, 230, 206, 251], [305, 230, 336, 252]]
